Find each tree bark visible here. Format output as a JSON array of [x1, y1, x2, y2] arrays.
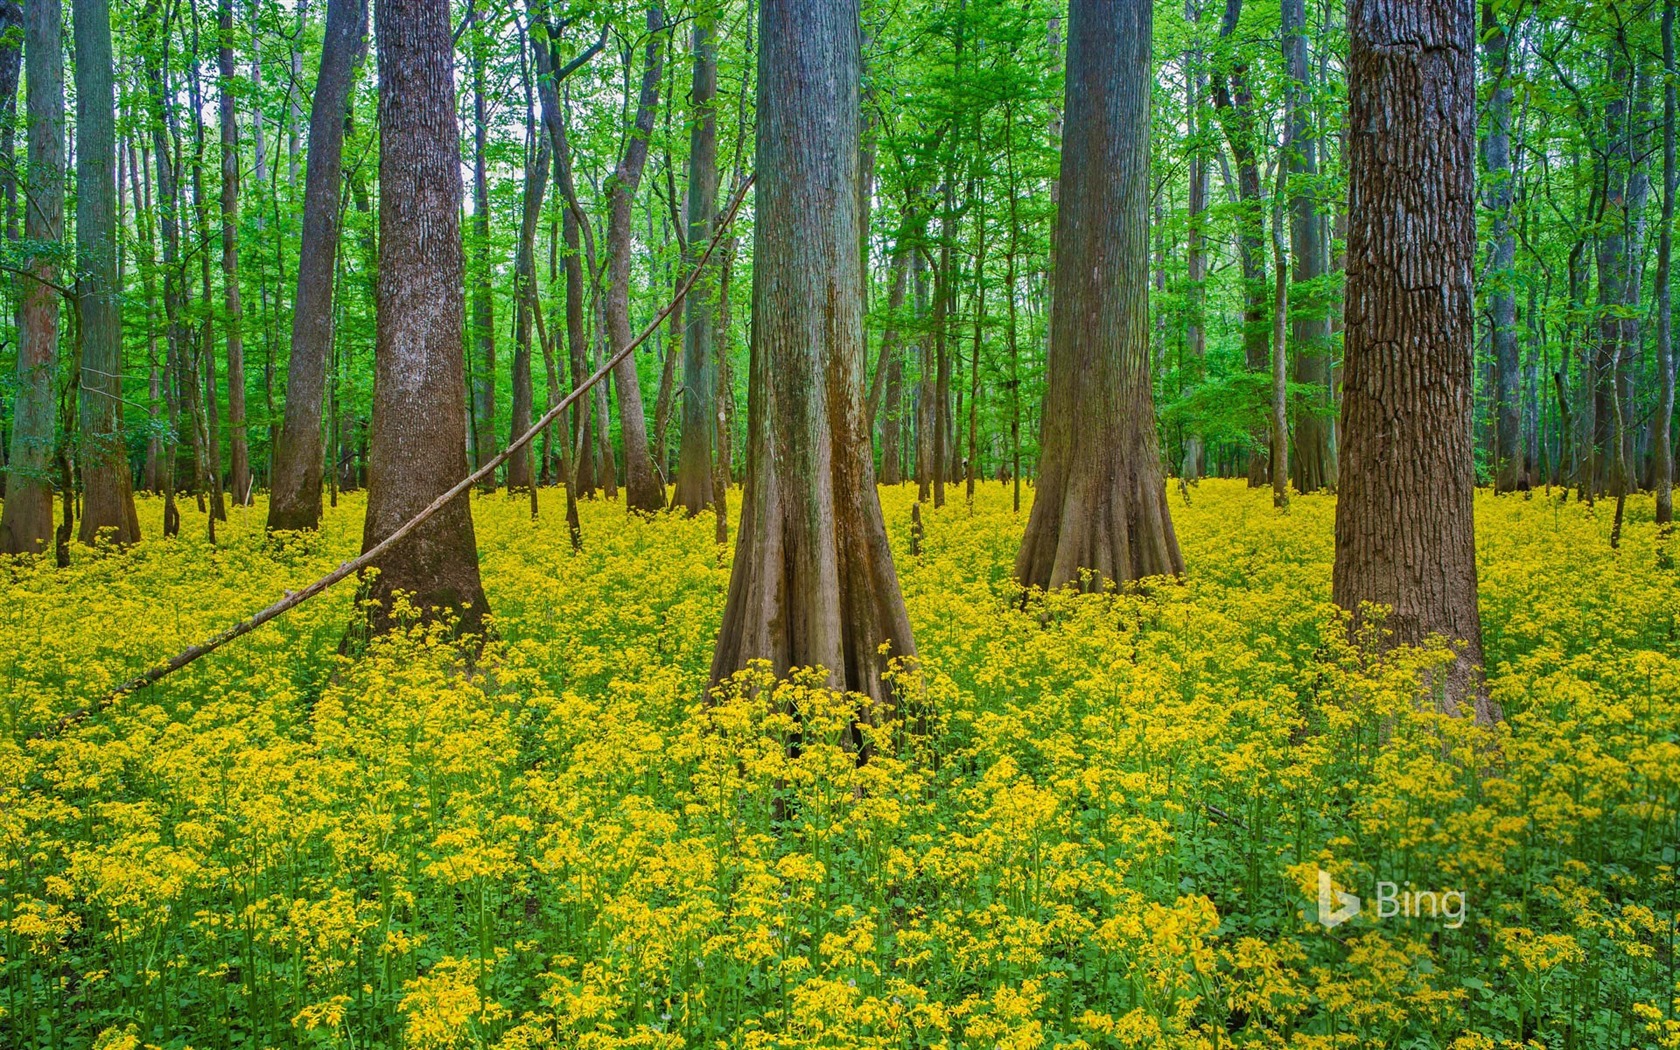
[[508, 126, 549, 493], [606, 5, 667, 513], [1482, 2, 1521, 493], [0, 0, 62, 555], [1333, 0, 1492, 722], [1014, 0, 1182, 590], [1658, 0, 1676, 526], [217, 0, 250, 504], [267, 0, 366, 530], [675, 12, 718, 515], [711, 0, 915, 707], [469, 16, 496, 488], [1283, 0, 1331, 493], [361, 0, 488, 631]]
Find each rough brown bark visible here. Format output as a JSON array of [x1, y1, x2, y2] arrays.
[[1333, 0, 1492, 722], [675, 12, 718, 516], [1014, 0, 1182, 591], [606, 5, 667, 513], [361, 0, 488, 632], [267, 0, 366, 531], [0, 0, 62, 555], [711, 0, 915, 707]]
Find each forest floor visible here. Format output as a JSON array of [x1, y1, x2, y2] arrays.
[[3, 481, 1679, 1048]]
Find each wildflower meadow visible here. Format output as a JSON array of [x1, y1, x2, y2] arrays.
[[3, 482, 1678, 1048]]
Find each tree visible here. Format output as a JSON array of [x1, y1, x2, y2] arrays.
[[710, 0, 914, 706], [1013, 0, 1182, 591], [267, 0, 366, 531], [74, 0, 138, 544], [361, 0, 488, 631], [1659, 0, 1676, 526], [1482, 1, 1521, 493], [1283, 0, 1332, 493], [674, 10, 718, 516], [1332, 0, 1492, 722], [0, 0, 64, 555], [468, 6, 496, 489], [217, 0, 250, 504], [606, 5, 667, 513]]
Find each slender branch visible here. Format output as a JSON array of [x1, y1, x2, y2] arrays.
[[33, 173, 755, 742]]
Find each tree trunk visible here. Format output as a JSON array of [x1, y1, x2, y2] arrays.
[[711, 0, 915, 707], [1182, 2, 1207, 482], [0, 0, 62, 555], [267, 0, 365, 530], [217, 0, 249, 504], [1658, 0, 1676, 526], [607, 5, 667, 513], [1333, 0, 1492, 722], [1014, 0, 1182, 590], [1482, 2, 1521, 493], [362, 0, 488, 632], [469, 21, 496, 488], [1283, 0, 1331, 493], [675, 12, 718, 516], [1211, 0, 1270, 485], [508, 127, 549, 493]]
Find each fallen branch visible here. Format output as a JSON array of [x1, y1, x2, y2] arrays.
[[35, 174, 755, 742]]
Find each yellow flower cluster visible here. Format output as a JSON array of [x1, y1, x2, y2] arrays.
[[1, 480, 1677, 1048]]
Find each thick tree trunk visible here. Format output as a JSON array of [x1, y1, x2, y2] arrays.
[[218, 0, 250, 504], [675, 13, 718, 516], [75, 0, 139, 542], [1182, 4, 1208, 482], [267, 0, 366, 530], [607, 5, 667, 513], [1283, 0, 1331, 493], [1014, 0, 1182, 590], [362, 0, 487, 632], [1333, 0, 1492, 722], [711, 0, 915, 707], [1658, 0, 1676, 526], [0, 0, 62, 555], [1482, 3, 1521, 493]]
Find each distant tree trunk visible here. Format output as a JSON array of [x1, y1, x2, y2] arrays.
[[1283, 0, 1331, 493], [675, 12, 718, 516], [1482, 2, 1520, 493], [0, 0, 63, 555], [711, 0, 915, 706], [1333, 0, 1492, 722], [913, 245, 933, 502], [1211, 0, 1270, 485], [1593, 55, 1632, 500], [607, 5, 667, 513], [867, 231, 909, 483], [362, 0, 488, 631], [1658, 0, 1676, 526], [1015, 0, 1182, 590], [75, 0, 139, 542], [469, 20, 496, 489], [217, 0, 249, 504], [268, 0, 365, 530], [1182, 1, 1207, 482], [188, 28, 227, 528], [0, 0, 20, 502], [508, 120, 549, 493]]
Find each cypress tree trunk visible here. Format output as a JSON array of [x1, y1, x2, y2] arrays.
[[469, 24, 496, 489], [711, 0, 915, 706], [75, 0, 139, 542], [1014, 0, 1182, 591], [362, 0, 487, 632], [1658, 0, 1676, 526], [218, 0, 250, 504], [606, 5, 667, 513], [267, 0, 365, 530], [1333, 0, 1492, 722], [675, 13, 718, 516], [508, 130, 548, 494], [1283, 0, 1331, 493], [0, 0, 62, 555], [1483, 3, 1521, 493]]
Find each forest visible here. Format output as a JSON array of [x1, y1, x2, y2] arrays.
[[2, 0, 1679, 1044]]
